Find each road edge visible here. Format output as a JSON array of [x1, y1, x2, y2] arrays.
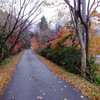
[[0, 51, 24, 100]]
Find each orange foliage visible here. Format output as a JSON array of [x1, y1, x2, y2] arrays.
[[31, 36, 40, 52], [89, 10, 100, 55], [89, 27, 100, 55], [59, 28, 68, 38], [30, 25, 77, 51], [30, 26, 75, 51], [48, 38, 59, 49], [93, 10, 98, 16], [93, 10, 100, 18], [49, 27, 74, 49]]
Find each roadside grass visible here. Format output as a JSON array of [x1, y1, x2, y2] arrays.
[[0, 51, 24, 100], [94, 64, 100, 86], [32, 50, 100, 100], [0, 56, 17, 67], [97, 64, 100, 72]]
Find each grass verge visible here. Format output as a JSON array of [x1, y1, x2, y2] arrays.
[[0, 51, 24, 100], [32, 50, 100, 100]]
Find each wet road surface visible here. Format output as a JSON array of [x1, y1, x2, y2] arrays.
[[3, 50, 90, 100]]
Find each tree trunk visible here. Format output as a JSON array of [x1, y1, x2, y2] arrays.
[[76, 22, 86, 78], [82, 0, 86, 46], [81, 45, 86, 78], [86, 24, 90, 59], [0, 52, 9, 63]]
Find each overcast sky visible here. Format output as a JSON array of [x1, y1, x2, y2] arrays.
[[35, 0, 100, 27], [17, 0, 99, 30]]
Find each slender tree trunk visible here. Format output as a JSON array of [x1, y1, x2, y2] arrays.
[[81, 45, 86, 78], [76, 20, 86, 78], [82, 0, 86, 46], [86, 24, 90, 59], [69, 0, 87, 78]]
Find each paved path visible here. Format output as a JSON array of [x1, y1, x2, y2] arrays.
[[3, 50, 90, 100]]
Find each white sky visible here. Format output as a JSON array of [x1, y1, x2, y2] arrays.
[[9, 0, 100, 30], [43, 0, 100, 18], [41, 0, 100, 28]]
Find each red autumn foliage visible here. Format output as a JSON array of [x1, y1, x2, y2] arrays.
[[31, 27, 74, 51]]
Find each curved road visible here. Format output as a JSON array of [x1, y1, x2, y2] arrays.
[[3, 50, 90, 100]]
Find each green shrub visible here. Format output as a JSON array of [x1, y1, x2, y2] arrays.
[[38, 44, 100, 86], [93, 74, 100, 86], [62, 47, 81, 74], [38, 45, 51, 57], [46, 46, 64, 65], [86, 56, 100, 85], [45, 46, 81, 74]]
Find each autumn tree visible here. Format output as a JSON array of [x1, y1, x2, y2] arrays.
[[89, 11, 100, 55], [64, 0, 100, 78], [0, 0, 43, 62]]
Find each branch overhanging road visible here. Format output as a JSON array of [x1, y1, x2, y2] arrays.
[[3, 50, 90, 100]]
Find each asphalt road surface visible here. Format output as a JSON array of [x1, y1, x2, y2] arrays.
[[3, 50, 90, 100]]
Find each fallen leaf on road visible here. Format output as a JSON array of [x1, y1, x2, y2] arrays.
[[42, 93, 45, 95], [64, 85, 67, 88], [63, 98, 67, 100], [12, 97, 14, 99], [9, 91, 11, 93], [37, 96, 43, 99], [81, 96, 84, 98], [46, 84, 48, 86]]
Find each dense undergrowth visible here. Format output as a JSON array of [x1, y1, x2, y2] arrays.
[[38, 44, 100, 86]]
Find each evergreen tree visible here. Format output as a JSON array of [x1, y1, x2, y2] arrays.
[[39, 16, 48, 30]]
